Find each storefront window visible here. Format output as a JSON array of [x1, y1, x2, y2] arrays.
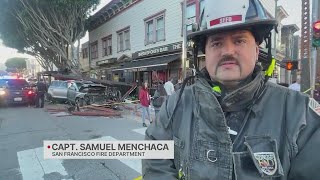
[[113, 74, 119, 82], [151, 71, 166, 89], [124, 71, 134, 83]]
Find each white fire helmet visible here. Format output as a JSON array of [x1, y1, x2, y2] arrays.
[[188, 0, 277, 45]]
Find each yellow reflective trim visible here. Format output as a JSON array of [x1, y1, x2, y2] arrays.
[[179, 168, 186, 179], [303, 88, 312, 93], [133, 175, 142, 180], [265, 58, 276, 77], [179, 170, 183, 179], [212, 86, 221, 93]]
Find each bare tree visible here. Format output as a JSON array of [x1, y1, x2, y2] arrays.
[[13, 0, 98, 75]]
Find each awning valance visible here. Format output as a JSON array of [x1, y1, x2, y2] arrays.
[[112, 53, 181, 72]]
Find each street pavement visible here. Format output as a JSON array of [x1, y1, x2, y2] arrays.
[[0, 104, 154, 180]]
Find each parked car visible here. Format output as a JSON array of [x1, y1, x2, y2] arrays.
[[67, 81, 107, 107], [47, 80, 74, 101], [0, 78, 36, 106]]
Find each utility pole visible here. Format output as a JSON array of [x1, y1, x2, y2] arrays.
[[311, 0, 319, 97], [182, 0, 187, 79], [273, 0, 279, 82], [315, 0, 320, 95], [274, 0, 278, 56], [301, 0, 311, 94]]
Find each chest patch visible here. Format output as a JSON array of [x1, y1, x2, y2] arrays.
[[254, 152, 277, 176]]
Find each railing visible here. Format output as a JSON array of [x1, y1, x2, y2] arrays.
[[309, 98, 320, 115]]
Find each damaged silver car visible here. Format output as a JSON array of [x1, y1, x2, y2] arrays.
[[67, 81, 107, 107]]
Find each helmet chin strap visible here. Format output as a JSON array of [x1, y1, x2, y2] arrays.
[[263, 32, 275, 83], [192, 39, 201, 75]]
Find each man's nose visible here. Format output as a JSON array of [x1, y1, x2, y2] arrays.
[[221, 40, 236, 56]]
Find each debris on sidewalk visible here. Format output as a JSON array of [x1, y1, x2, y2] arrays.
[[71, 110, 121, 117], [44, 99, 140, 118]]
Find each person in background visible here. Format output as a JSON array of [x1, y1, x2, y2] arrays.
[[152, 83, 167, 119], [174, 78, 183, 91], [164, 77, 175, 95], [288, 76, 301, 91], [35, 79, 47, 108], [314, 88, 320, 103], [139, 81, 152, 127], [27, 84, 37, 107]]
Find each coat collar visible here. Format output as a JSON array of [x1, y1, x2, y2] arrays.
[[196, 66, 265, 112]]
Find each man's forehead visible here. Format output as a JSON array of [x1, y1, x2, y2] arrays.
[[208, 30, 253, 39]]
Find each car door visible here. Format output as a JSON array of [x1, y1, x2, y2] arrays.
[[67, 83, 77, 103], [59, 81, 69, 99], [48, 81, 60, 98], [71, 83, 78, 101]]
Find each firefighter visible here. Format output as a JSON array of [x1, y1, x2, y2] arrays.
[[142, 0, 320, 179]]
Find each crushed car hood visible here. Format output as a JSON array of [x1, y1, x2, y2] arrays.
[[79, 84, 106, 94]]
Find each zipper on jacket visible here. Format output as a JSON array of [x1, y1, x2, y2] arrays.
[[185, 161, 189, 180], [198, 79, 234, 179]]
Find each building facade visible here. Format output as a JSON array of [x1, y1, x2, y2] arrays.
[[80, 42, 90, 74], [88, 0, 280, 89], [280, 24, 300, 84], [88, 0, 187, 89], [25, 58, 45, 78]]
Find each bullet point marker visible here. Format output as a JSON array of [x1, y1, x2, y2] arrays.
[[47, 145, 51, 149]]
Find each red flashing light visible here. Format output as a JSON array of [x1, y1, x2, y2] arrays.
[[28, 91, 33, 95], [286, 62, 293, 70], [285, 60, 298, 70]]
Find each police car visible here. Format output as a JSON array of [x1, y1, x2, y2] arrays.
[[0, 76, 36, 106]]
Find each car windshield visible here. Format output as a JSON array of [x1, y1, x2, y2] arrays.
[[75, 82, 83, 89]]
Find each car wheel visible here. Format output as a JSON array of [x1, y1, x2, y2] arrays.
[[75, 98, 84, 111], [46, 93, 52, 101], [0, 100, 8, 108], [84, 95, 91, 105], [0, 102, 8, 108]]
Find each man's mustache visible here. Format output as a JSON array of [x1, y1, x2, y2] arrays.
[[218, 55, 239, 66]]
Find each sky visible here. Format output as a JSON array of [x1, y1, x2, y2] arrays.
[[278, 0, 302, 32], [0, 0, 306, 64]]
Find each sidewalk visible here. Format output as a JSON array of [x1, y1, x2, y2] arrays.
[[121, 103, 156, 125]]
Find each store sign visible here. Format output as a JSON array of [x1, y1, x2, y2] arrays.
[[96, 58, 116, 66], [122, 65, 167, 73], [132, 42, 183, 59], [124, 67, 148, 72]]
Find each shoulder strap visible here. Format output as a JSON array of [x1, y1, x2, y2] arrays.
[[169, 76, 195, 137]]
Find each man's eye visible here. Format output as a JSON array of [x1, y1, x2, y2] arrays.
[[211, 42, 221, 47], [235, 39, 246, 44]]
